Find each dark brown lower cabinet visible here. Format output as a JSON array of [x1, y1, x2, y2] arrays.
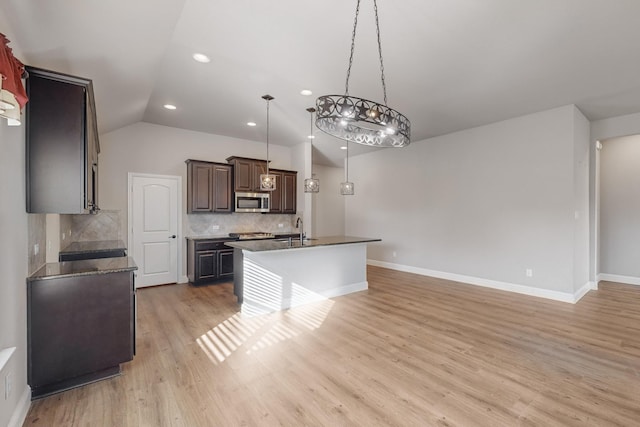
[[218, 249, 234, 280], [27, 270, 135, 399], [187, 238, 235, 285], [196, 250, 217, 281]]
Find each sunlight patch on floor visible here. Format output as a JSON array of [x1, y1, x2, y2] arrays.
[[196, 299, 335, 364]]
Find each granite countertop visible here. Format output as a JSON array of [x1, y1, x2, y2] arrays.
[[28, 256, 138, 281], [225, 236, 381, 252], [59, 239, 127, 255], [186, 233, 299, 241]]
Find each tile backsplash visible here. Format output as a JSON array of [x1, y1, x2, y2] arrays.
[[62, 210, 123, 243], [28, 214, 46, 275], [186, 213, 297, 236]]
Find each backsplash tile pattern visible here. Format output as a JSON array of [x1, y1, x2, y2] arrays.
[[186, 213, 297, 236], [66, 210, 122, 242], [59, 214, 73, 244], [28, 214, 46, 274]]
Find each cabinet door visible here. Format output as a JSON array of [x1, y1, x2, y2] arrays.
[[251, 161, 268, 191], [188, 162, 214, 213], [218, 249, 234, 280], [26, 72, 87, 213], [234, 159, 253, 192], [196, 251, 217, 281], [213, 164, 232, 212], [268, 170, 284, 213], [283, 172, 297, 213]]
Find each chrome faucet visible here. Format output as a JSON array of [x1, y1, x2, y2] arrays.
[[296, 217, 304, 243]]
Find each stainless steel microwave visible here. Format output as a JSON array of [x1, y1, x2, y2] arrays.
[[235, 192, 270, 213]]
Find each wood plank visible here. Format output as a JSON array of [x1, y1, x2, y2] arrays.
[[24, 269, 640, 426]]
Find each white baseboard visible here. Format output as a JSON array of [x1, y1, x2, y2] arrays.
[[598, 273, 640, 286], [178, 275, 189, 284], [574, 281, 594, 302], [8, 386, 31, 427], [367, 260, 591, 304]]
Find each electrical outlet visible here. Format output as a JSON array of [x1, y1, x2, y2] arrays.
[[34, 243, 39, 256], [278, 223, 284, 228], [392, 251, 397, 258], [5, 371, 12, 400], [211, 225, 220, 231], [62, 232, 66, 241], [526, 269, 533, 278]]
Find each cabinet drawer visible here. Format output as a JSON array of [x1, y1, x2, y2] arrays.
[[195, 240, 228, 251]]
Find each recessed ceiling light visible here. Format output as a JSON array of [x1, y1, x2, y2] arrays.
[[247, 122, 257, 127], [300, 89, 312, 96], [192, 53, 210, 63], [340, 146, 348, 150], [163, 104, 177, 110], [307, 135, 315, 139]]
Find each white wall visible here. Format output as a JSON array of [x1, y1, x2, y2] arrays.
[[0, 122, 30, 425], [312, 164, 345, 237], [99, 122, 296, 278], [347, 105, 588, 296], [100, 122, 294, 216], [599, 135, 640, 278], [572, 107, 591, 292], [0, 21, 31, 425], [291, 140, 308, 223]]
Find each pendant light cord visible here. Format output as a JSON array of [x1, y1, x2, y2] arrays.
[[266, 98, 270, 176], [344, 0, 360, 97], [309, 109, 314, 173], [345, 143, 349, 181], [344, 0, 388, 106], [373, 0, 388, 106]]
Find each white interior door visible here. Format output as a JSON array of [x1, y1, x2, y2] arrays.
[[129, 174, 180, 288]]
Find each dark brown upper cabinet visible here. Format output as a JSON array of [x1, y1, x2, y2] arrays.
[[186, 160, 232, 213], [281, 171, 297, 214], [225, 156, 297, 214], [25, 66, 100, 213], [268, 169, 297, 214], [226, 156, 268, 192]]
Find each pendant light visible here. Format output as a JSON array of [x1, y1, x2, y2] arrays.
[[340, 142, 354, 195], [304, 107, 320, 193], [260, 94, 276, 191], [316, 0, 410, 148]]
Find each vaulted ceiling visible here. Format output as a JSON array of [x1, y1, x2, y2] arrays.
[[3, 0, 640, 166]]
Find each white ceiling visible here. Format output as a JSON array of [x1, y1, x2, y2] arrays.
[[3, 0, 640, 166]]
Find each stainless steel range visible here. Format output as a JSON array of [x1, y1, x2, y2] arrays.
[[228, 232, 275, 240]]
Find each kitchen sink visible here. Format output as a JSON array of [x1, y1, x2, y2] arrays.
[[274, 237, 317, 247]]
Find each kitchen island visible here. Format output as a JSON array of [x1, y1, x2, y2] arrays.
[[226, 236, 381, 316]]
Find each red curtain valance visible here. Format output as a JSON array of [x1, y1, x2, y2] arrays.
[[0, 32, 28, 114]]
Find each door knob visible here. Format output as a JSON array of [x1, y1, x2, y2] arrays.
[[169, 235, 177, 239]]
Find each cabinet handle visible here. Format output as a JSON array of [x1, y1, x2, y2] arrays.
[[169, 235, 177, 239]]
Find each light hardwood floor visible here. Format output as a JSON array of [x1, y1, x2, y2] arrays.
[[25, 266, 640, 426]]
